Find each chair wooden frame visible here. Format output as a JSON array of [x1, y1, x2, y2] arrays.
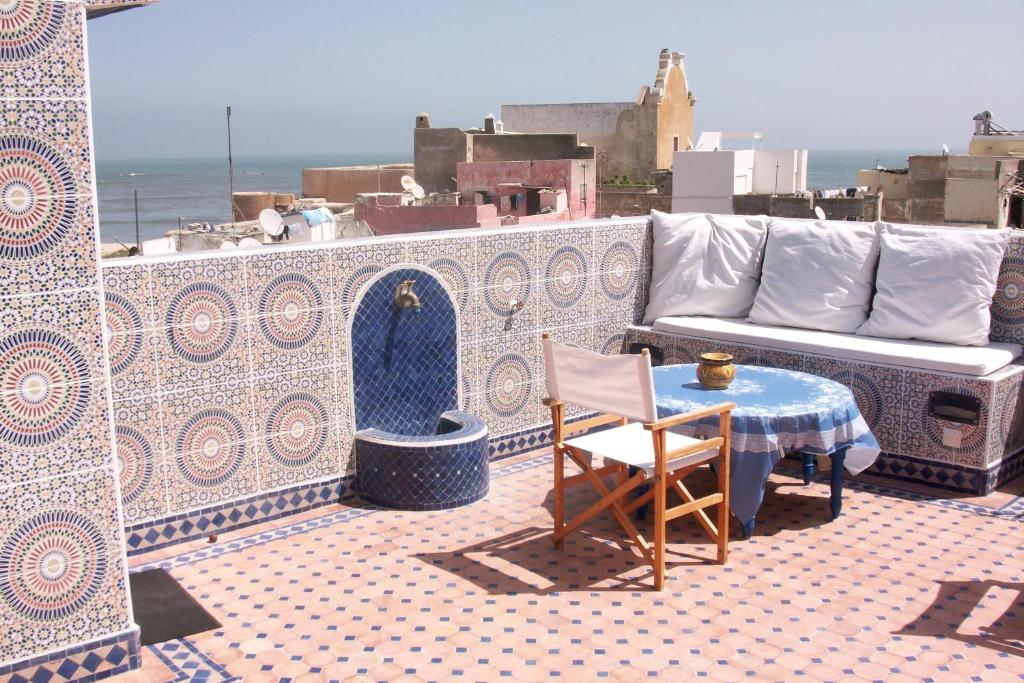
[[543, 344, 734, 591]]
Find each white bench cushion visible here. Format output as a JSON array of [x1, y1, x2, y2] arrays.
[[650, 316, 1022, 376], [565, 422, 718, 475]]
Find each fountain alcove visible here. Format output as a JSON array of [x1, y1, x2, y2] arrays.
[[350, 265, 489, 510]]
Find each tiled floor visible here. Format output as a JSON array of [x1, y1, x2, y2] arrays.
[[112, 451, 1023, 683]]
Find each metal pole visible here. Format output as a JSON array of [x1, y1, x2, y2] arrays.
[[774, 162, 780, 195], [226, 106, 235, 226], [133, 189, 140, 253]]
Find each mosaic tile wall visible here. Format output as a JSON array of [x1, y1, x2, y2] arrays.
[[99, 220, 650, 536], [0, 0, 136, 676]]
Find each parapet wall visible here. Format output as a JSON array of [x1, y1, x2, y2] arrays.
[[100, 218, 651, 551]]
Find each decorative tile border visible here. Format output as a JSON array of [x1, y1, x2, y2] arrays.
[[0, 629, 140, 683], [124, 477, 355, 556]]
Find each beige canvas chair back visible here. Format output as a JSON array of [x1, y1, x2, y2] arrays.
[[542, 337, 658, 423]]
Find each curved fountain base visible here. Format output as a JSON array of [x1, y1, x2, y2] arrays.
[[354, 410, 489, 510]]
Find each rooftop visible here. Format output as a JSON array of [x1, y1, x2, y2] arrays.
[[110, 449, 1023, 683]]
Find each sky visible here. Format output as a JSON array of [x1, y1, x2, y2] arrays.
[[87, 0, 1024, 160]]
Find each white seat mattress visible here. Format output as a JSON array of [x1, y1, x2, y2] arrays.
[[650, 316, 1022, 377]]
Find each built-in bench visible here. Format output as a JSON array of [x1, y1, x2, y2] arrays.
[[623, 225, 1024, 496]]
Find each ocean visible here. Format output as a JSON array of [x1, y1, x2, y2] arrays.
[[95, 150, 922, 245]]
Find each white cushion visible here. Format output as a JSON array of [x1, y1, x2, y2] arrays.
[[565, 422, 718, 475], [649, 316, 1022, 376], [857, 227, 1010, 346], [643, 211, 767, 324], [748, 219, 879, 333]]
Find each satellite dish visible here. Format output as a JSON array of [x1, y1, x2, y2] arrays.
[[220, 240, 238, 250], [238, 237, 263, 249], [401, 174, 426, 201], [258, 208, 284, 237], [942, 143, 950, 156], [814, 206, 827, 220]]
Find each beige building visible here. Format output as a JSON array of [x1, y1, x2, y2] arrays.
[[501, 49, 696, 183]]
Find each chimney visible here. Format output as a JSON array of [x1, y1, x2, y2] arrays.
[[415, 112, 432, 129], [483, 113, 496, 134]]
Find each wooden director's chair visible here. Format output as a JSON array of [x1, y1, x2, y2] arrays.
[[541, 334, 734, 590]]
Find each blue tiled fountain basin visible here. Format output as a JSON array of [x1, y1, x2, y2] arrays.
[[354, 410, 489, 510]]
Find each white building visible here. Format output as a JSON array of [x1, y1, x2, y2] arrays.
[[671, 132, 807, 213]]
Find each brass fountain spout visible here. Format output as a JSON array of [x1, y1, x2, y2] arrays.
[[394, 279, 421, 312]]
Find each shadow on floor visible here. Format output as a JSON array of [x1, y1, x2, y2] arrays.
[[896, 580, 1024, 657]]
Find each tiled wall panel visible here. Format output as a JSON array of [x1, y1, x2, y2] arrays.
[[101, 219, 651, 534], [1, 0, 136, 673]]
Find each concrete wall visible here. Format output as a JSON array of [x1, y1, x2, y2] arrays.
[[597, 187, 672, 216], [302, 164, 413, 203], [858, 169, 910, 200], [501, 102, 630, 156], [414, 127, 471, 193], [470, 133, 594, 164], [969, 135, 1024, 157], [671, 150, 747, 212]]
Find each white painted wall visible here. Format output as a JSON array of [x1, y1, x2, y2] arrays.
[[671, 148, 808, 213]]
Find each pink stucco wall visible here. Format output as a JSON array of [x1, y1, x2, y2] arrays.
[[456, 159, 596, 220], [357, 200, 501, 234]]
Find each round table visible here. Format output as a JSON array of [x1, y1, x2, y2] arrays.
[[651, 363, 880, 537]]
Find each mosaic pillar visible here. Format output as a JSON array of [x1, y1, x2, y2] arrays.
[[0, 1, 139, 679]]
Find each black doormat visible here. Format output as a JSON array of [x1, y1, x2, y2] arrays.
[[129, 568, 221, 645]]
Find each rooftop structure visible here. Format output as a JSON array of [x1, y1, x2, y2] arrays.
[[2, 5, 1023, 683], [413, 113, 594, 195], [502, 49, 696, 183]]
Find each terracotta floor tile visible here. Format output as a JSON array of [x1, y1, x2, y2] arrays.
[[110, 449, 1023, 682]]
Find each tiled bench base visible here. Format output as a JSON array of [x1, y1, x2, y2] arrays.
[[0, 629, 140, 683], [623, 325, 1024, 496]]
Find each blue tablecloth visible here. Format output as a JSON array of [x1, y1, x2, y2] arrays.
[[652, 364, 880, 525]]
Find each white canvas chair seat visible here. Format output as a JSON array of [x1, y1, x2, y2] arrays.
[[542, 334, 735, 590], [566, 423, 719, 475]]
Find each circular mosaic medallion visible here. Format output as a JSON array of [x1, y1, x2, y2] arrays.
[[830, 368, 885, 430], [485, 352, 532, 418], [103, 292, 143, 376], [427, 256, 470, 310], [992, 256, 1024, 326], [0, 0, 65, 66], [342, 264, 383, 309], [484, 251, 531, 316], [922, 388, 985, 455], [257, 273, 324, 351], [114, 425, 154, 505], [0, 328, 91, 448], [0, 133, 78, 262], [600, 333, 626, 356], [165, 282, 239, 363], [174, 408, 246, 487], [543, 245, 587, 309], [598, 241, 639, 301], [0, 509, 108, 623], [264, 392, 329, 468]]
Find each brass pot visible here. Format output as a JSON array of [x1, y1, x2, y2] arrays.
[[696, 352, 735, 390]]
